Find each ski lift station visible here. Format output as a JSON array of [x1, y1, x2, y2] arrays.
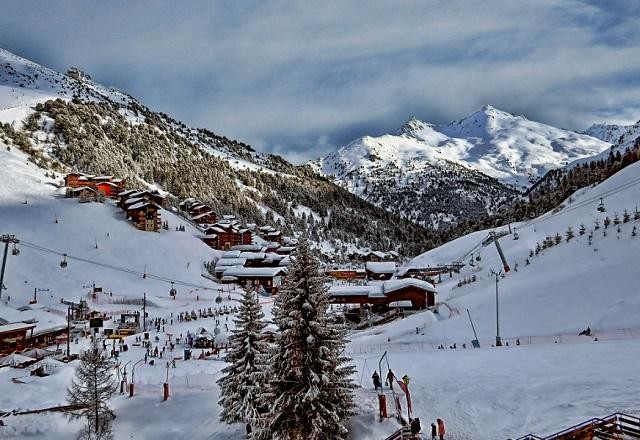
[[328, 278, 437, 310]]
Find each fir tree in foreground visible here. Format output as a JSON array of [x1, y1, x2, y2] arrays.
[[218, 286, 270, 432], [257, 239, 356, 440], [66, 345, 117, 440]]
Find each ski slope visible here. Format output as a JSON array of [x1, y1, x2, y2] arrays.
[[347, 159, 640, 439]]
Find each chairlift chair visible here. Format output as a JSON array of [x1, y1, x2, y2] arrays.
[[475, 254, 481, 262], [513, 231, 519, 240], [11, 244, 19, 256], [597, 198, 606, 213], [469, 253, 475, 267], [169, 282, 177, 297], [60, 254, 68, 269]]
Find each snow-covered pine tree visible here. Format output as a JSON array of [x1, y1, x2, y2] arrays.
[[66, 345, 117, 440], [566, 226, 574, 242], [259, 238, 355, 440], [217, 286, 270, 431], [579, 224, 586, 235]]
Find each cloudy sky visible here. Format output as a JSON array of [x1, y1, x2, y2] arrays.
[[1, 0, 640, 162]]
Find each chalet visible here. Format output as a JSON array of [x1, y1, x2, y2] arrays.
[[365, 262, 397, 280], [220, 266, 287, 294], [275, 246, 296, 255], [326, 268, 367, 281], [64, 172, 94, 188], [117, 189, 137, 208], [200, 221, 253, 250], [0, 323, 36, 355], [258, 226, 283, 245], [328, 278, 437, 310], [126, 201, 161, 232], [192, 210, 218, 225], [67, 186, 98, 202], [95, 181, 119, 198]]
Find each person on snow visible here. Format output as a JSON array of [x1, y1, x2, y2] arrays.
[[402, 374, 410, 386], [386, 370, 396, 390], [431, 422, 437, 439], [437, 418, 446, 439], [410, 417, 421, 435], [372, 371, 382, 391]]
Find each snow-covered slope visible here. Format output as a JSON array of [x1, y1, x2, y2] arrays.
[[347, 159, 640, 439], [312, 106, 610, 228], [582, 123, 632, 144], [0, 143, 220, 305], [317, 106, 610, 188]]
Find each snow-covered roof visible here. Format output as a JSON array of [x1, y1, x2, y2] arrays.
[[366, 261, 397, 274], [239, 252, 266, 260], [215, 258, 247, 268], [329, 279, 436, 298], [0, 322, 36, 334], [71, 186, 96, 193], [192, 210, 215, 220], [118, 189, 136, 197], [221, 250, 241, 259], [222, 266, 286, 278], [0, 353, 36, 367], [128, 201, 152, 210], [231, 244, 263, 252], [124, 196, 144, 205]]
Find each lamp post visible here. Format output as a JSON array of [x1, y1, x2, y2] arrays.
[[32, 287, 49, 304], [491, 270, 503, 347]]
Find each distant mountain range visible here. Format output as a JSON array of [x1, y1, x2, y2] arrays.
[[310, 105, 612, 229]]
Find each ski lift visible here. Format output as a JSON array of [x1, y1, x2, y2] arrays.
[[60, 254, 68, 269], [169, 281, 177, 297], [597, 198, 606, 213], [476, 254, 481, 262], [469, 253, 476, 267], [11, 244, 19, 256]]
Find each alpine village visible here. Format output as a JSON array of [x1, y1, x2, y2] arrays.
[[1, 4, 640, 440]]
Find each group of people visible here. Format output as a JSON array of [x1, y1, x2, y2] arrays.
[[408, 417, 446, 439], [371, 370, 447, 438], [371, 369, 410, 391]]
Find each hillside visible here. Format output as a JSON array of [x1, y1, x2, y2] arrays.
[[311, 106, 610, 229], [347, 158, 640, 439], [0, 47, 437, 257]]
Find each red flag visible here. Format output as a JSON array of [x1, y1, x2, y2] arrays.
[[396, 380, 412, 416]]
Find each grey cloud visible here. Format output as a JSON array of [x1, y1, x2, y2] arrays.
[[1, 0, 639, 163]]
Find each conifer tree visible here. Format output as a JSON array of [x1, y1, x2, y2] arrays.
[[218, 286, 270, 432], [565, 226, 574, 242], [623, 209, 630, 223], [579, 224, 586, 235], [259, 239, 355, 440], [66, 345, 117, 440]]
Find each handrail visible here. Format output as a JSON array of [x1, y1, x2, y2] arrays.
[[515, 412, 640, 440]]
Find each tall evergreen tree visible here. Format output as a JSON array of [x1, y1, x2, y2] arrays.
[[66, 345, 117, 440], [259, 239, 355, 440], [218, 286, 270, 431]]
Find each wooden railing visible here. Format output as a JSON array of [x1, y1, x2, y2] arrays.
[[515, 412, 640, 440]]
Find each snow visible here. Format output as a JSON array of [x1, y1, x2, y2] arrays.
[[314, 105, 610, 189], [345, 159, 640, 439], [365, 261, 396, 274]]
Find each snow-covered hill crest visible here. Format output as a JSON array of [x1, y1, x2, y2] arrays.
[[311, 106, 610, 228]]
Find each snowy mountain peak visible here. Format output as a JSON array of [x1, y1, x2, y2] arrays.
[[582, 123, 631, 144]]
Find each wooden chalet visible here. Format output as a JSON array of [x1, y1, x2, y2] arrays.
[[326, 268, 367, 281], [192, 210, 218, 225], [328, 279, 437, 310], [365, 261, 397, 281], [258, 226, 283, 245], [66, 186, 98, 202], [201, 221, 253, 250], [126, 201, 161, 232], [219, 266, 286, 294], [0, 323, 36, 355], [64, 173, 125, 198]]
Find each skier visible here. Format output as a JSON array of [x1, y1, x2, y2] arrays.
[[437, 418, 446, 439], [372, 371, 382, 391], [386, 369, 396, 390], [402, 374, 410, 386], [431, 422, 437, 439]]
